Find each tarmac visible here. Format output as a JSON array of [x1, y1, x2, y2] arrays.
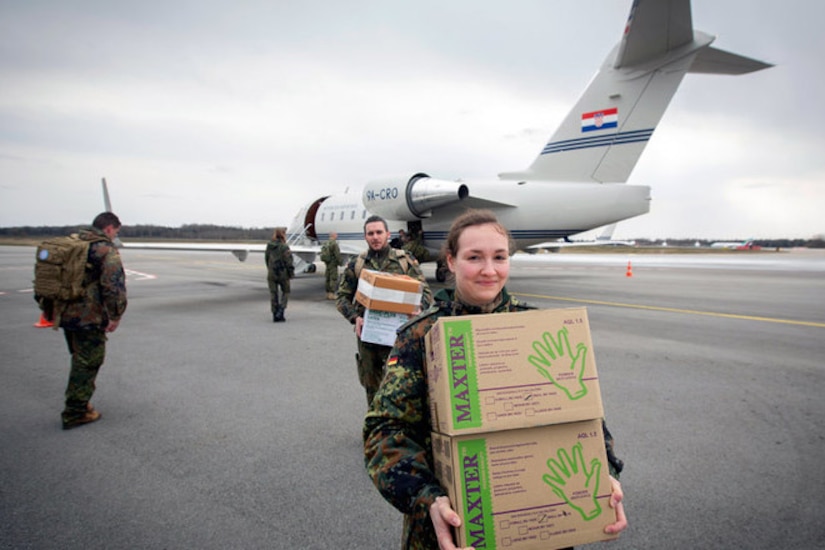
[[1, 245, 824, 549]]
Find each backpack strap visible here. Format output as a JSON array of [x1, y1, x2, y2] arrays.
[[354, 252, 367, 279], [354, 248, 412, 279], [390, 248, 411, 273]]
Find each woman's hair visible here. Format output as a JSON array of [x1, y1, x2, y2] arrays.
[[273, 227, 287, 242], [442, 209, 513, 259]]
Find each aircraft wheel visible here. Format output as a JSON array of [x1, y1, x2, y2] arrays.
[[306, 263, 317, 273]]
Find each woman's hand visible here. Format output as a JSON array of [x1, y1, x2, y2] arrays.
[[430, 496, 474, 550], [604, 475, 628, 535], [355, 316, 364, 338]]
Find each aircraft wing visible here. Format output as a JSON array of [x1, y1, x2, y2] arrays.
[[121, 241, 267, 262], [102, 178, 326, 272], [121, 241, 323, 274]]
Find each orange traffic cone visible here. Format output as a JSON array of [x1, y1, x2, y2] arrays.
[[625, 260, 633, 278], [33, 313, 54, 328]]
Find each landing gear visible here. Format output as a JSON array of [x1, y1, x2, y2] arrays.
[[304, 263, 317, 274]]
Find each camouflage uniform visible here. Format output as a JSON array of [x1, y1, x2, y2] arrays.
[[54, 227, 127, 426], [336, 245, 432, 406], [265, 239, 295, 321], [364, 287, 624, 550], [403, 234, 430, 263], [320, 237, 342, 295]]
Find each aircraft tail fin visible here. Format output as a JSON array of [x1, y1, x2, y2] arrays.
[[500, 0, 771, 184]]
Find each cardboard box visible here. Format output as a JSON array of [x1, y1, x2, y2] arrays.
[[360, 308, 409, 347], [432, 419, 617, 550], [425, 308, 603, 435], [355, 269, 423, 315]]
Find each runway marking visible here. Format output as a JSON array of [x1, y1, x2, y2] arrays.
[[126, 269, 157, 281], [2, 270, 156, 295], [514, 292, 825, 329]]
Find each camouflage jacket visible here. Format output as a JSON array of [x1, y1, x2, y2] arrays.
[[336, 245, 432, 325], [59, 227, 128, 331], [265, 240, 294, 279], [363, 287, 623, 549]]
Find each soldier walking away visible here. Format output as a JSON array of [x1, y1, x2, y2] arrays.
[[34, 212, 128, 430], [320, 231, 342, 300], [265, 227, 295, 322], [336, 215, 432, 405]]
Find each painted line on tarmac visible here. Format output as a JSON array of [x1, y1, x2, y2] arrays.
[[126, 269, 157, 281], [514, 292, 825, 329], [7, 270, 157, 295]]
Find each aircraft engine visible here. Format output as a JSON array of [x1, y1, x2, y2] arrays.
[[361, 173, 469, 221]]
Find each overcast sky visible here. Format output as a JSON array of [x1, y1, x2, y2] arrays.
[[1, 0, 823, 240]]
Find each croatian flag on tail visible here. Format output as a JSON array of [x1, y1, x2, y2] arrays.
[[581, 107, 618, 132]]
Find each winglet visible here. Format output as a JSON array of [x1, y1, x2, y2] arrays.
[[102, 178, 113, 212], [101, 177, 123, 248]]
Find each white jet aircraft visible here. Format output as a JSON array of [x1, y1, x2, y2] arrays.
[[122, 0, 771, 282], [525, 224, 636, 253]]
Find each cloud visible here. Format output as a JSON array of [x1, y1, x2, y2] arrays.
[[0, 0, 822, 239]]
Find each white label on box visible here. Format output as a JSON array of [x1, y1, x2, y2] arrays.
[[361, 309, 408, 347]]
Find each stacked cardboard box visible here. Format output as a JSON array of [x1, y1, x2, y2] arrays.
[[425, 307, 618, 549], [356, 270, 423, 346]]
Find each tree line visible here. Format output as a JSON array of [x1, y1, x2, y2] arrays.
[[0, 224, 275, 242], [631, 237, 825, 249]]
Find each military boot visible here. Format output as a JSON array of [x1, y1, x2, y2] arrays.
[[62, 407, 102, 430], [275, 307, 285, 322]]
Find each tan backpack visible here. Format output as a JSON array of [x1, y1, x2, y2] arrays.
[[33, 234, 102, 301]]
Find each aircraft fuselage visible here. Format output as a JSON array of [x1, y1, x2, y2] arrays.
[[293, 174, 651, 256]]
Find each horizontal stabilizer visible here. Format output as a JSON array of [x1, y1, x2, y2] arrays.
[[689, 46, 774, 75]]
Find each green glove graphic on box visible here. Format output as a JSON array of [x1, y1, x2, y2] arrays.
[[528, 326, 589, 400], [543, 442, 603, 521]]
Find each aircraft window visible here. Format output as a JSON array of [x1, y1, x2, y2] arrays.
[[350, 210, 355, 220], [362, 210, 367, 219], [321, 212, 325, 222], [339, 211, 344, 221]]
